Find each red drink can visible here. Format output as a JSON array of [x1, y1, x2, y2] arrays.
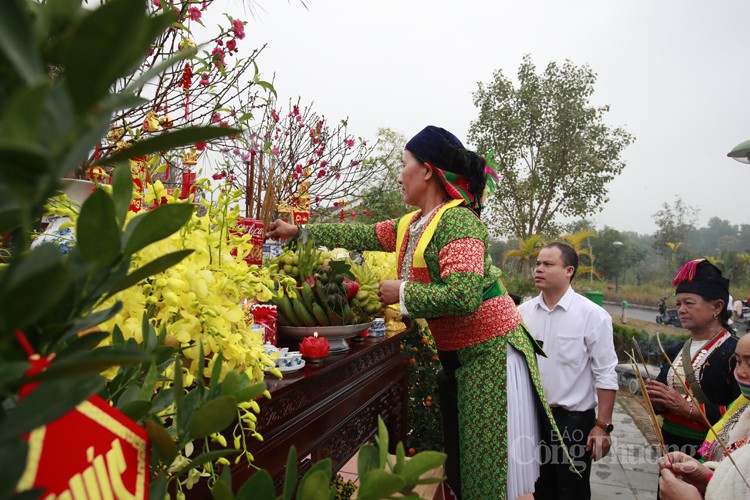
[[234, 218, 264, 266]]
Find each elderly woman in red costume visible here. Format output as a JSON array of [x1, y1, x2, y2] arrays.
[[268, 126, 560, 499]]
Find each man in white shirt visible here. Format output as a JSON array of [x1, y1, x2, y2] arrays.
[[518, 242, 619, 500]]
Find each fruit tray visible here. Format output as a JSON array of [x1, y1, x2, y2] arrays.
[[278, 323, 372, 340]]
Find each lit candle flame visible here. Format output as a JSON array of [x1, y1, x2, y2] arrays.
[[314, 331, 318, 339]]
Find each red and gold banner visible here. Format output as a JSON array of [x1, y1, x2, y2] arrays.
[[18, 395, 149, 500], [129, 157, 151, 212], [14, 333, 149, 500]]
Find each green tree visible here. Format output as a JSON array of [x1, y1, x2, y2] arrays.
[[688, 217, 740, 255], [734, 252, 750, 284], [503, 235, 544, 277], [562, 229, 599, 281], [468, 55, 634, 239], [590, 227, 646, 282], [652, 196, 698, 262], [739, 224, 750, 252], [353, 127, 410, 224]]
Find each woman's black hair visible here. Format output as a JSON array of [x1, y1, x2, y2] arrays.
[[464, 150, 487, 216], [405, 125, 488, 216], [698, 295, 731, 330]]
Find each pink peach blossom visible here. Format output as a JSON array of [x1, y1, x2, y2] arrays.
[[211, 46, 225, 69], [232, 19, 246, 39]]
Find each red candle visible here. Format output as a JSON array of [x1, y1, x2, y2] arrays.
[[299, 332, 330, 362]]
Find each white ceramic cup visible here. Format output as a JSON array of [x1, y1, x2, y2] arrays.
[[264, 344, 278, 357]]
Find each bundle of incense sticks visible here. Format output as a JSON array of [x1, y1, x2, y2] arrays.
[[259, 166, 276, 238], [626, 351, 669, 458], [655, 332, 750, 491], [632, 339, 651, 382]]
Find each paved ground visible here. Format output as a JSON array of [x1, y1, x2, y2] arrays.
[[591, 398, 659, 499], [603, 302, 659, 323]]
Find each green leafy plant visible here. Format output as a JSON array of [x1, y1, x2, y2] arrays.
[[239, 416, 446, 500], [612, 323, 688, 365], [1, 1, 446, 498], [0, 0, 238, 496], [104, 314, 267, 498]]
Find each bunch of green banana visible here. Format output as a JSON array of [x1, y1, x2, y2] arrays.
[[348, 258, 374, 286], [270, 273, 353, 327], [351, 283, 381, 316], [268, 238, 384, 326], [269, 286, 317, 328], [347, 258, 382, 319]]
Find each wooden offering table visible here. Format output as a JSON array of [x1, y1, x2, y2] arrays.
[[230, 331, 408, 492]]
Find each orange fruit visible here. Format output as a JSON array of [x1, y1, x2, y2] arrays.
[[408, 447, 416, 456]]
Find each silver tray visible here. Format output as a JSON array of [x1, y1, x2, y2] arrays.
[[278, 323, 373, 341]]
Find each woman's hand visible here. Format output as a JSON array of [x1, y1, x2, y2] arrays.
[[378, 280, 403, 307], [266, 219, 297, 240], [658, 452, 712, 493], [646, 380, 690, 417], [659, 468, 704, 500]]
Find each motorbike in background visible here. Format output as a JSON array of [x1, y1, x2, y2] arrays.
[[656, 297, 682, 328]]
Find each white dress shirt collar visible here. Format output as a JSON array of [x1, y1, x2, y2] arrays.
[[535, 285, 575, 312]]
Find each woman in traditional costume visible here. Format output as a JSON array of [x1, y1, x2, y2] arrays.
[[268, 126, 560, 499], [656, 333, 750, 499], [647, 259, 740, 459]]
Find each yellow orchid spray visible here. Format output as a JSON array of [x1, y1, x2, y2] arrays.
[[98, 179, 286, 383]]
